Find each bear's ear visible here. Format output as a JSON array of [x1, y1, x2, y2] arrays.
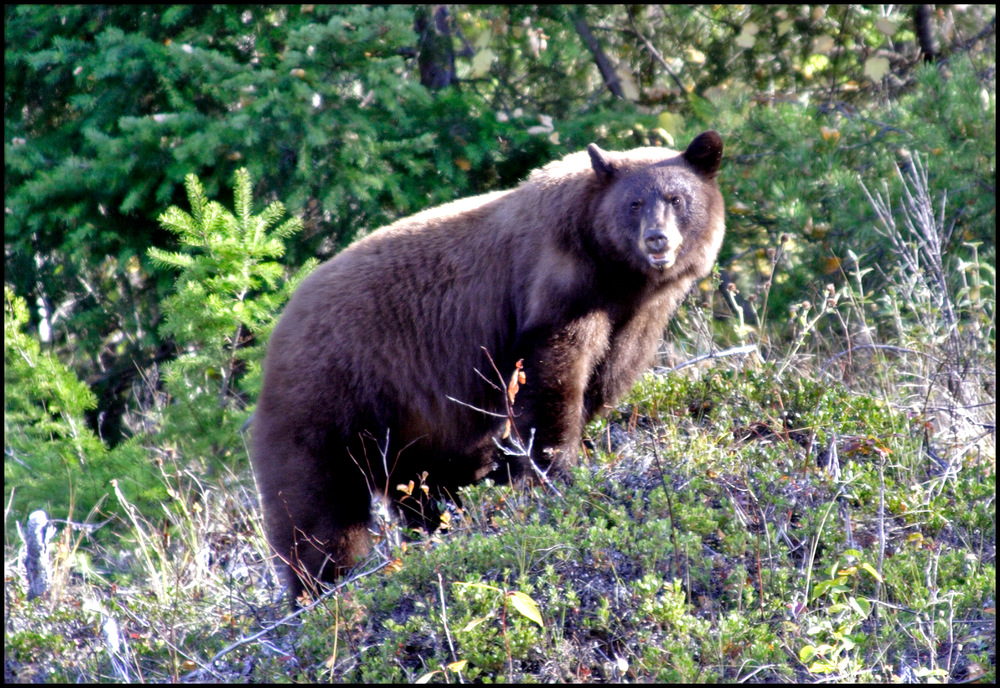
[[683, 130, 723, 179], [588, 143, 616, 182]]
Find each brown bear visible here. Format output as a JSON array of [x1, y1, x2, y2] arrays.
[[252, 131, 725, 601]]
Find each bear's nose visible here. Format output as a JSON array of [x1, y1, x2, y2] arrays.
[[644, 229, 669, 254]]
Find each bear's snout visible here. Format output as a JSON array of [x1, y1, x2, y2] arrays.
[[644, 229, 669, 254], [643, 224, 683, 267]]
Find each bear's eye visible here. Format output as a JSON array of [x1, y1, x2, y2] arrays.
[[629, 200, 643, 213], [665, 195, 682, 207]]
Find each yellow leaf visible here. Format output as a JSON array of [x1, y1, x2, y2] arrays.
[[471, 49, 495, 77], [462, 616, 489, 632], [820, 126, 840, 143], [616, 65, 640, 101], [507, 359, 524, 403], [861, 562, 883, 583], [813, 35, 835, 53], [455, 157, 471, 171], [864, 56, 890, 81], [684, 47, 706, 64], [735, 31, 756, 49], [447, 660, 468, 672], [474, 29, 492, 51], [507, 590, 543, 626], [735, 21, 759, 49], [875, 18, 898, 36]]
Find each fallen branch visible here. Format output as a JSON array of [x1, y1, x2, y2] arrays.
[[655, 344, 760, 374]]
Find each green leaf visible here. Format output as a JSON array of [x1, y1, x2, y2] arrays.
[[848, 596, 871, 618]]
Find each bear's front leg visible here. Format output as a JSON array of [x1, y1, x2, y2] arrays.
[[507, 313, 613, 478]]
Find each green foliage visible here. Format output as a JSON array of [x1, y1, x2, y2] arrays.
[[716, 54, 994, 348], [800, 549, 882, 679], [4, 286, 158, 536], [149, 167, 314, 467]]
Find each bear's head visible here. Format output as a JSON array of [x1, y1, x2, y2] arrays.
[[587, 131, 724, 278]]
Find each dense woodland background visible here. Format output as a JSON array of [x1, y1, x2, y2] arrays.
[[4, 5, 996, 683]]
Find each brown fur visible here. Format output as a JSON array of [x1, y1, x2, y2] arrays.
[[252, 132, 725, 600]]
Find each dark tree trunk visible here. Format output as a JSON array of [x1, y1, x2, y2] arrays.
[[415, 5, 457, 90], [914, 5, 939, 63], [572, 11, 625, 99]]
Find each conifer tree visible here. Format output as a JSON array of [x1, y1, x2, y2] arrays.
[[149, 168, 315, 467]]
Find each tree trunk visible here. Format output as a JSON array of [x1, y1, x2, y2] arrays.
[[572, 12, 624, 99], [914, 5, 938, 63], [415, 5, 457, 90]]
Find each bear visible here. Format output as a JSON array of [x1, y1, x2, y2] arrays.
[[251, 131, 725, 601]]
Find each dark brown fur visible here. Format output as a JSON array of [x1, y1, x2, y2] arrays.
[[252, 132, 725, 600]]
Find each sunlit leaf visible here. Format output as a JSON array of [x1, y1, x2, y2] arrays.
[[684, 47, 705, 63], [861, 562, 883, 582], [616, 65, 640, 101], [471, 49, 495, 77], [461, 616, 490, 632], [735, 31, 756, 49], [875, 18, 898, 36], [507, 590, 543, 626], [864, 56, 890, 81], [813, 35, 835, 53], [848, 595, 871, 617], [803, 54, 830, 78], [507, 359, 524, 403]]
